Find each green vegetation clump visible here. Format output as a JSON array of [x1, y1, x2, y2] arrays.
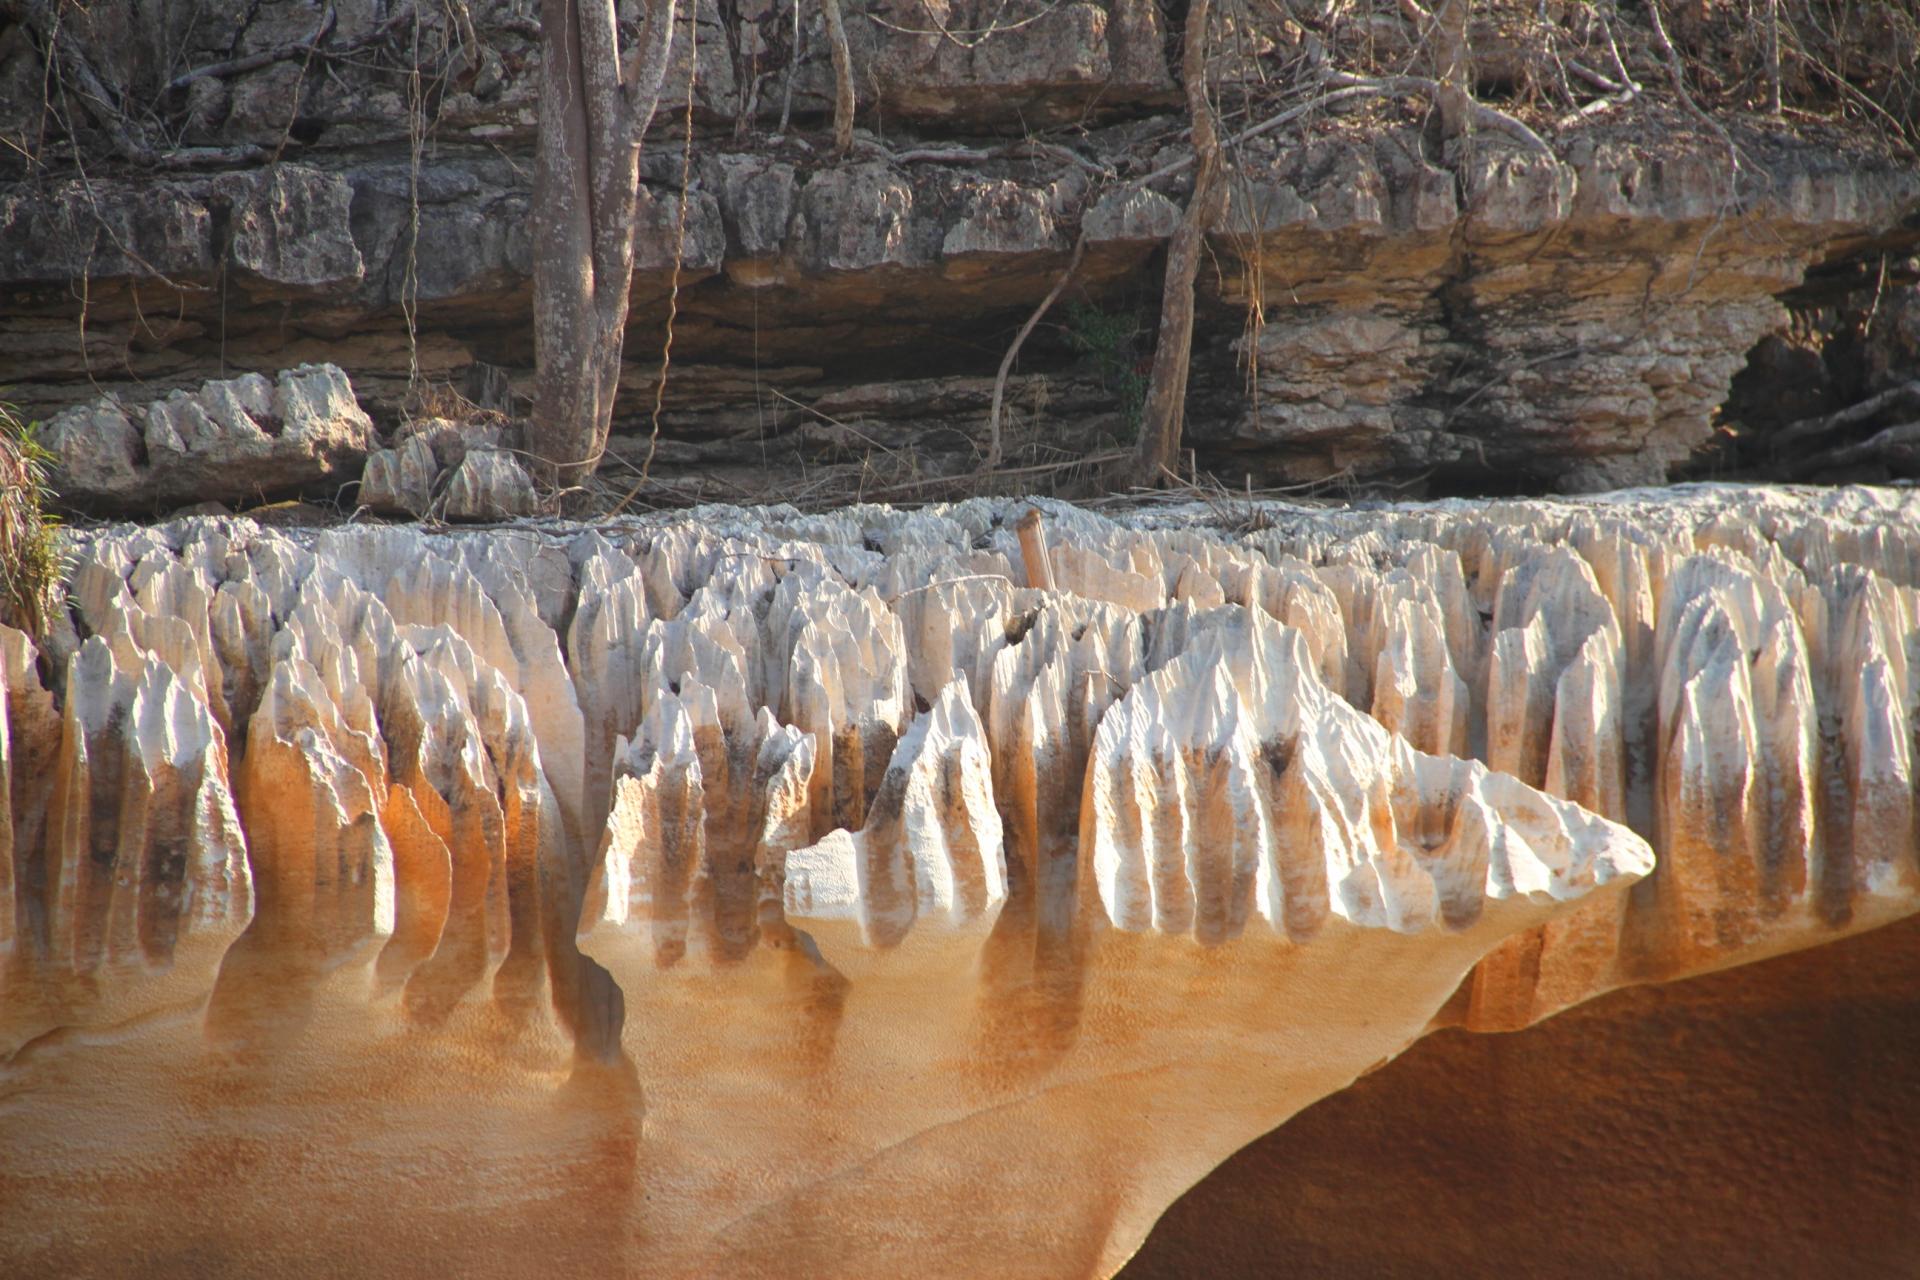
[[1064, 302, 1149, 440], [0, 402, 64, 637]]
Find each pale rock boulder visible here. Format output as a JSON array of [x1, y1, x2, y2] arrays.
[[359, 417, 539, 520]]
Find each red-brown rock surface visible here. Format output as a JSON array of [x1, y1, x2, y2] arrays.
[[1126, 912, 1920, 1279]]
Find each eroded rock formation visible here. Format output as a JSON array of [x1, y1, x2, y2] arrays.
[[3, 1, 1916, 496], [3, 487, 1918, 1276]]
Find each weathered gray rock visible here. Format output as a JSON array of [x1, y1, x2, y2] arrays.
[[441, 449, 538, 520], [38, 398, 148, 505], [360, 435, 440, 517], [0, 0, 1916, 495], [360, 417, 538, 520], [41, 364, 374, 511], [221, 166, 365, 290]]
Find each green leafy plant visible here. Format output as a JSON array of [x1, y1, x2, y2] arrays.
[[0, 401, 64, 638], [1064, 302, 1149, 439]]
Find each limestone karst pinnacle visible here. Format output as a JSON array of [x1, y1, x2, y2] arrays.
[[3, 487, 1918, 1277]]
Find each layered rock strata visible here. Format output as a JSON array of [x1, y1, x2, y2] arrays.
[[2, 486, 1919, 1276], [3, 4, 1916, 496]]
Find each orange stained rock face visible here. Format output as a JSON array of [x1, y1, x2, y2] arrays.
[[1, 487, 1917, 1277]]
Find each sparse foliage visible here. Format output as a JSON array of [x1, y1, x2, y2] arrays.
[[1064, 302, 1150, 439], [0, 402, 63, 638]]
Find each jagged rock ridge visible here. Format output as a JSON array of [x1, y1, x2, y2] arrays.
[[3, 487, 1919, 1277]]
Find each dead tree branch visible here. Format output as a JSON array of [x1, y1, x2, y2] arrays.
[[1795, 420, 1920, 474], [1644, 0, 1739, 178], [985, 230, 1087, 471], [1323, 71, 1554, 153], [1772, 381, 1920, 455], [165, 5, 337, 92]]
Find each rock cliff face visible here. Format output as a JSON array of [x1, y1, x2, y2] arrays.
[[2, 1, 1917, 497], [3, 486, 1919, 1276]]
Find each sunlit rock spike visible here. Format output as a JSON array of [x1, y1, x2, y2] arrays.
[[864, 546, 1013, 603], [208, 576, 275, 732], [1491, 544, 1619, 674], [1372, 592, 1470, 760], [1084, 607, 1649, 944], [67, 540, 135, 636], [767, 573, 910, 838], [570, 569, 655, 836], [369, 653, 454, 991], [1837, 656, 1919, 903], [890, 572, 1016, 716], [1139, 599, 1217, 677], [635, 608, 762, 743], [647, 524, 764, 612], [434, 544, 589, 852], [232, 530, 313, 621], [784, 677, 1006, 974], [1486, 615, 1556, 789], [1569, 517, 1666, 642], [389, 664, 513, 1014], [1085, 664, 1268, 944], [43, 637, 140, 972], [242, 657, 394, 962], [1650, 587, 1757, 844], [1652, 646, 1765, 966], [1401, 543, 1482, 690], [1692, 509, 1773, 562], [7, 629, 249, 1036], [125, 550, 229, 730], [580, 684, 817, 968], [1221, 555, 1348, 695], [136, 659, 249, 926], [1315, 562, 1387, 710], [384, 544, 523, 684], [1050, 539, 1165, 613], [568, 529, 638, 591], [1821, 565, 1913, 709], [1544, 627, 1628, 822], [986, 601, 1136, 909], [390, 617, 564, 1008], [744, 709, 817, 948], [272, 598, 389, 813], [1750, 612, 1818, 907], [1152, 545, 1228, 614], [605, 693, 707, 967]]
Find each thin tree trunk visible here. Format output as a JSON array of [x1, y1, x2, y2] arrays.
[[531, 0, 677, 491], [821, 0, 855, 152], [1132, 0, 1223, 488], [1432, 0, 1472, 156]]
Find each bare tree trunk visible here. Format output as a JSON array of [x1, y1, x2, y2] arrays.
[[1432, 0, 1473, 156], [531, 0, 677, 492], [821, 0, 855, 152], [1132, 0, 1224, 488]]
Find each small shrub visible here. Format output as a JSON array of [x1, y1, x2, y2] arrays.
[[1064, 302, 1150, 439], [0, 402, 64, 637]]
